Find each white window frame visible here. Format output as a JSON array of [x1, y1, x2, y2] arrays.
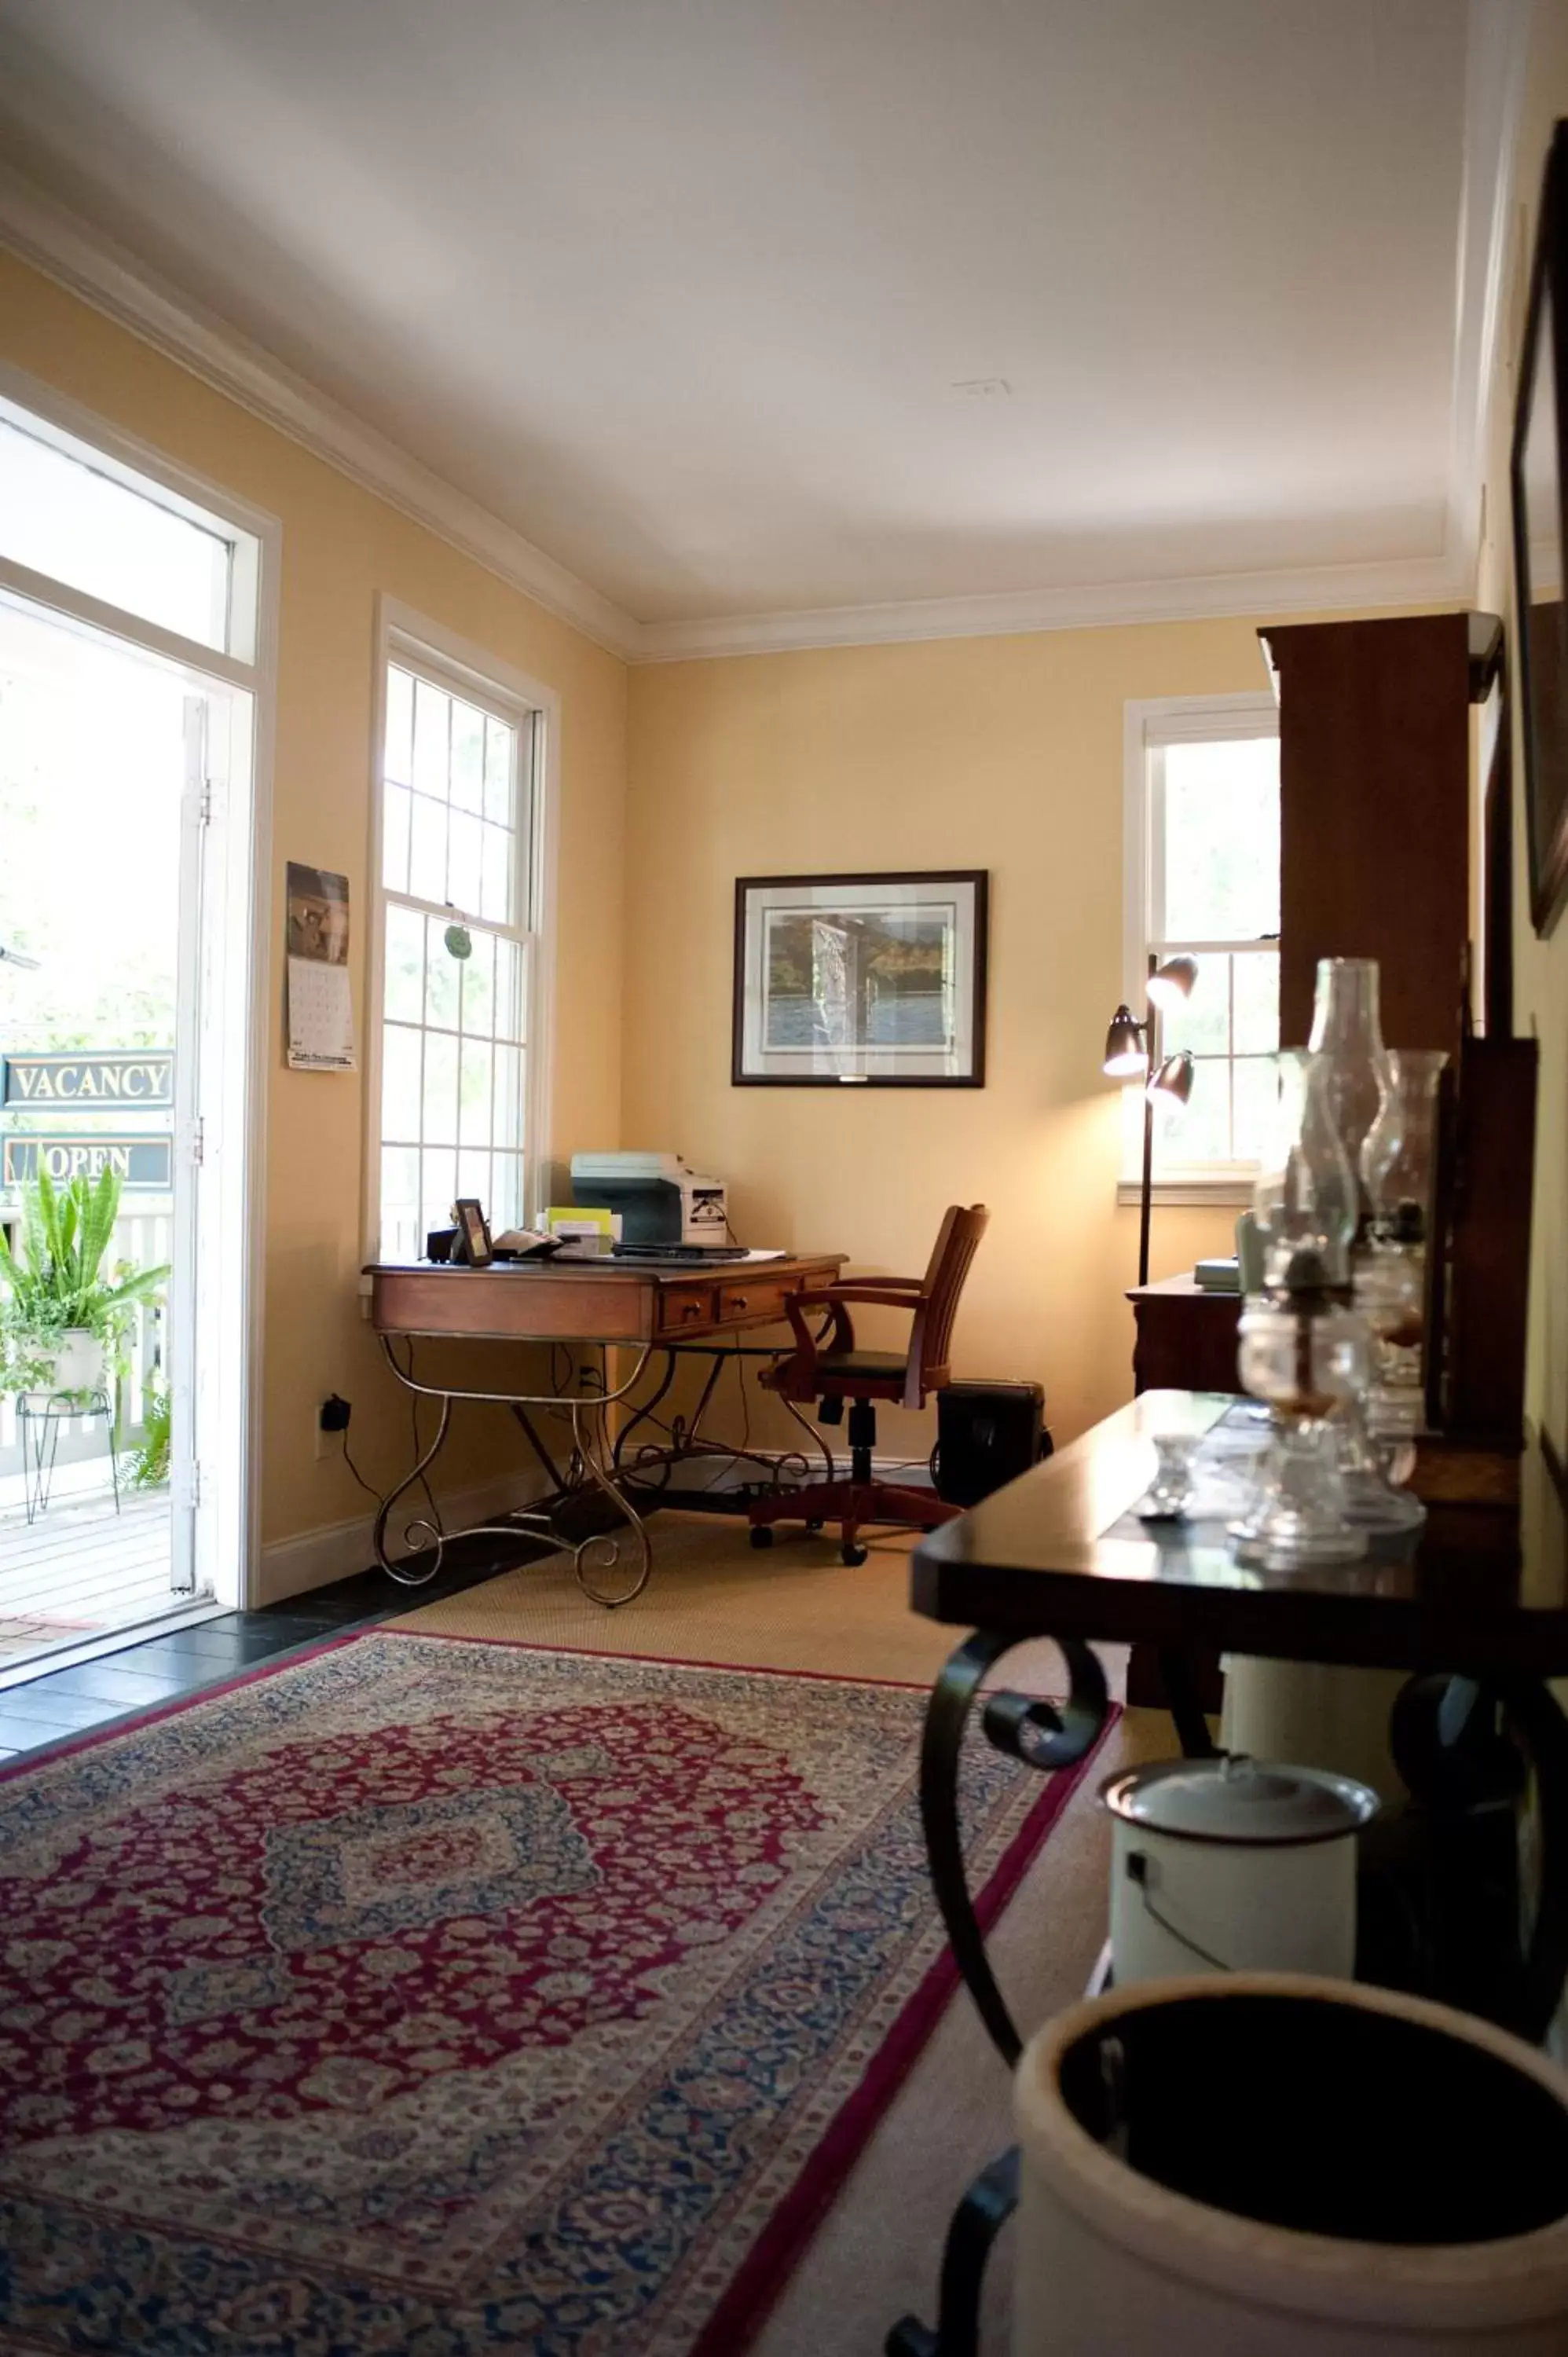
[[364, 597, 558, 1260], [1120, 691, 1280, 1204], [0, 356, 279, 1611]]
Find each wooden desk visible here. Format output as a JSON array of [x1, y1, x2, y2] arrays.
[[1127, 1272, 1240, 1393], [362, 1253, 846, 1606], [366, 1252, 844, 1346]]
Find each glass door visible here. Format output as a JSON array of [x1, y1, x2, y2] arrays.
[[0, 596, 218, 1655]]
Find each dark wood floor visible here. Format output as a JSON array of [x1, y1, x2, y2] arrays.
[[0, 1538, 537, 1763]]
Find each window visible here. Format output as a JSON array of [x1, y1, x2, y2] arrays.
[[0, 398, 257, 658], [372, 624, 548, 1261], [1123, 696, 1280, 1182]]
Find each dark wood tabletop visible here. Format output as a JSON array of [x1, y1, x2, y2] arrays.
[[910, 1389, 1568, 1677]]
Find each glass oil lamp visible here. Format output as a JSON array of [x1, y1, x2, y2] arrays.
[[1359, 1048, 1447, 1446], [1231, 1050, 1369, 1569]]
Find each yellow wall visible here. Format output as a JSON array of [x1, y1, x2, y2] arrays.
[[623, 625, 1259, 1461], [1476, 0, 1568, 1463], [0, 248, 629, 1574]]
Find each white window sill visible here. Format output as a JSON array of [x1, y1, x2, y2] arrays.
[[1116, 1176, 1254, 1209]]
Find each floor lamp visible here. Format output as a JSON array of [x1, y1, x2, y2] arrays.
[[1103, 954, 1199, 1288]]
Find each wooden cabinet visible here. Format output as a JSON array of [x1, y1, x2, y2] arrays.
[[1260, 614, 1501, 1052], [1128, 1276, 1241, 1395]]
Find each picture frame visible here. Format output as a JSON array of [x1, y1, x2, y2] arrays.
[[1511, 119, 1568, 940], [731, 871, 987, 1087], [452, 1197, 493, 1267]]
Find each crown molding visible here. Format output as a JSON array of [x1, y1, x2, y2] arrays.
[[632, 549, 1472, 664], [0, 163, 643, 662]]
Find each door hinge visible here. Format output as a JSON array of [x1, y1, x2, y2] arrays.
[[173, 1459, 203, 1512], [182, 780, 214, 827], [180, 1118, 205, 1167]]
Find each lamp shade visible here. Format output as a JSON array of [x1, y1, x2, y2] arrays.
[[1146, 953, 1200, 1011], [1102, 1005, 1147, 1078], [1148, 1048, 1196, 1105]]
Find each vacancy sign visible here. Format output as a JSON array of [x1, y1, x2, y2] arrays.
[[2, 1054, 174, 1109]]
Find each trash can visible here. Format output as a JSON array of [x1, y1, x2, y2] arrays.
[[1013, 1973, 1568, 2354]]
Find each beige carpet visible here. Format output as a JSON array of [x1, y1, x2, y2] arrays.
[[397, 1509, 1171, 2355]]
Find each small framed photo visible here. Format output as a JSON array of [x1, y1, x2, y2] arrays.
[[452, 1198, 493, 1267], [732, 871, 988, 1087]]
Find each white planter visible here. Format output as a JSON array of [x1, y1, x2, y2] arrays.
[[1014, 1974, 1568, 2356], [32, 1327, 106, 1399]]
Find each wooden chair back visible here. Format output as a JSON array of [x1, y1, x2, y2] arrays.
[[907, 1203, 989, 1400]]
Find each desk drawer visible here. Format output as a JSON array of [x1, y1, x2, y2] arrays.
[[716, 1278, 815, 1326], [658, 1284, 716, 1335]]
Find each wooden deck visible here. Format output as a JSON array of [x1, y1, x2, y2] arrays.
[[0, 1486, 182, 1668]]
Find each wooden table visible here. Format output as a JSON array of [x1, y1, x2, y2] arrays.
[[888, 1388, 1568, 2357], [363, 1253, 844, 1603]]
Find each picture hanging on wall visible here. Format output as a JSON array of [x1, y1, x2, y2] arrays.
[[731, 871, 987, 1087], [1512, 118, 1568, 938]]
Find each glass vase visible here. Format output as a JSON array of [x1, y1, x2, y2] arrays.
[[1308, 957, 1386, 1236], [1358, 1048, 1448, 1445]]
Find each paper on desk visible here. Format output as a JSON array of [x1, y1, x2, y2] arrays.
[[741, 1248, 788, 1261]]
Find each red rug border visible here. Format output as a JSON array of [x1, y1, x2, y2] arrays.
[[688, 1697, 1122, 2357], [0, 1632, 363, 1782]]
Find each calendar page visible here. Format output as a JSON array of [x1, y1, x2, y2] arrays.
[[286, 862, 357, 1071]]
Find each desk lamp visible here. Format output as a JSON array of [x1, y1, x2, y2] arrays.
[[1102, 955, 1198, 1287]]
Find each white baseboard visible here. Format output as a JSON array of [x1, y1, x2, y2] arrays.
[[255, 1468, 548, 1607]]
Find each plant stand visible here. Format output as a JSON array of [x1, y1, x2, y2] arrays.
[[18, 1390, 121, 1527]]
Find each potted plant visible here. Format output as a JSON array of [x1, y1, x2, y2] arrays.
[[0, 1165, 169, 1404]]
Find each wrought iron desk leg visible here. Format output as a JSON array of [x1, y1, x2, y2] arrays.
[[921, 1630, 1112, 2068], [886, 2147, 1020, 2357]]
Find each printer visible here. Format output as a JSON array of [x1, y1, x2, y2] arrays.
[[570, 1152, 729, 1248]]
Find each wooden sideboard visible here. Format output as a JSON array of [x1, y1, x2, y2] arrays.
[[1127, 1273, 1240, 1395]]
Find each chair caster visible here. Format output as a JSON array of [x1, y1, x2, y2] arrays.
[[749, 1526, 774, 1549], [841, 1541, 868, 1566]]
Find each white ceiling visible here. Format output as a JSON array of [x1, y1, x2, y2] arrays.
[[0, 0, 1494, 646]]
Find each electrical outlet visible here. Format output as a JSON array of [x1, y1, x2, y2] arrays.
[[316, 1394, 351, 1461]]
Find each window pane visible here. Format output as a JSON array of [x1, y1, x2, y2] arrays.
[[485, 714, 515, 827], [1233, 1056, 1279, 1162], [379, 1146, 420, 1262], [383, 902, 424, 1024], [1161, 737, 1280, 941], [459, 1037, 493, 1145], [382, 783, 412, 896], [0, 416, 233, 651], [421, 1147, 457, 1237], [457, 1147, 492, 1207], [479, 822, 513, 924], [451, 699, 485, 816], [492, 1150, 525, 1229], [409, 792, 448, 904], [1160, 1062, 1229, 1164], [423, 1030, 460, 1146], [460, 929, 495, 1036], [449, 809, 482, 915], [1161, 954, 1230, 1058], [385, 668, 414, 785], [424, 915, 461, 1029], [494, 1045, 523, 1147], [1233, 951, 1280, 1056], [413, 677, 450, 800], [494, 938, 524, 1042], [381, 1023, 423, 1143]]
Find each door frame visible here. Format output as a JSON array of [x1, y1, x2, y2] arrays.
[[0, 357, 279, 1609]]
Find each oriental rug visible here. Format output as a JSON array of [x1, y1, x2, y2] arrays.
[[0, 1630, 1112, 2355]]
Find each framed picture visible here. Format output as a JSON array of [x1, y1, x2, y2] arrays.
[[732, 871, 987, 1087], [452, 1197, 493, 1266], [1511, 120, 1568, 939]]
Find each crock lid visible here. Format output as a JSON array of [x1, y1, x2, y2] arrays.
[[1100, 1755, 1379, 1846]]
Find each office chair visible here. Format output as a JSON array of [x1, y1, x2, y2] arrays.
[[749, 1204, 989, 1565]]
